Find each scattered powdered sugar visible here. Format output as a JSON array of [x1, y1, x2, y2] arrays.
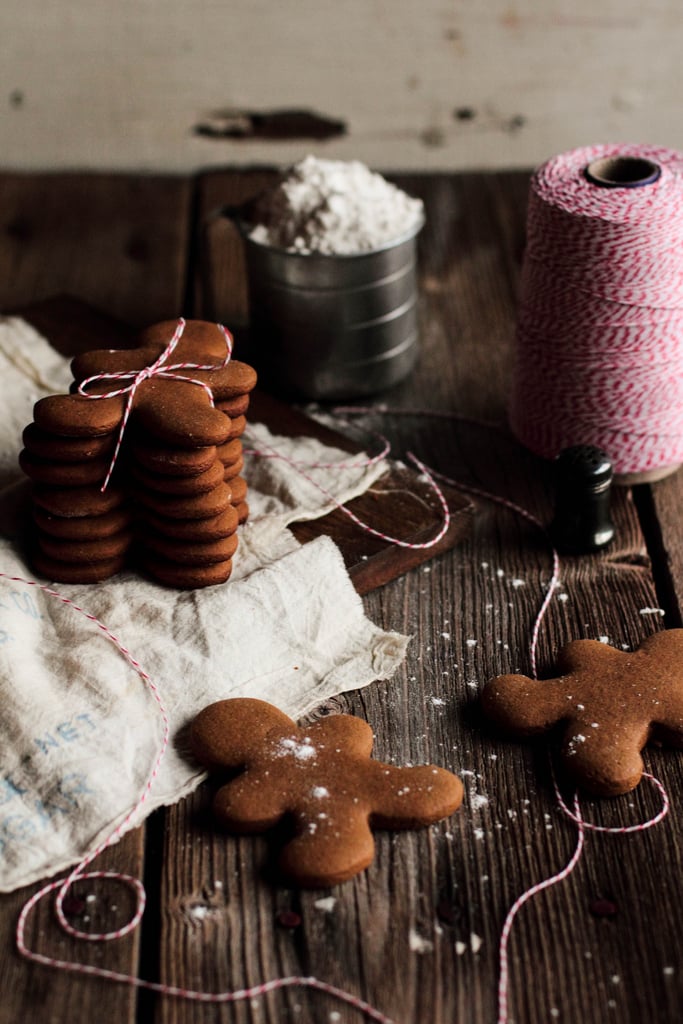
[[566, 734, 587, 756], [277, 736, 317, 760], [409, 928, 434, 954], [247, 155, 424, 255], [314, 896, 337, 912]]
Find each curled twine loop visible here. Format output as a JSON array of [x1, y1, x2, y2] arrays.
[[10, 405, 672, 1024], [317, 407, 672, 1024], [77, 317, 233, 492], [421, 456, 670, 1024]]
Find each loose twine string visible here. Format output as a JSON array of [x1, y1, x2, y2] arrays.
[[76, 317, 233, 492], [9, 401, 671, 1023], [510, 143, 683, 477]]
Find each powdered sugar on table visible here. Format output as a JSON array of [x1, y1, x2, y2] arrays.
[[247, 155, 424, 255]]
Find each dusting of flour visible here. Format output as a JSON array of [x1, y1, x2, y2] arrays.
[[248, 155, 424, 255]]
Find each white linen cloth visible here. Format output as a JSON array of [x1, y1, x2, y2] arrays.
[[0, 318, 408, 891]]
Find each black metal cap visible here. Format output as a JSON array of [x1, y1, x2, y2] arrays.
[[554, 445, 613, 492], [549, 445, 615, 553]]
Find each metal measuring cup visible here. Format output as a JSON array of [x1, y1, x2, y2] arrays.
[[211, 194, 424, 401]]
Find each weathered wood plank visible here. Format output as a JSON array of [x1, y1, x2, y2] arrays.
[[0, 173, 192, 327], [3, 1, 683, 175], [1, 169, 681, 1024], [642, 472, 683, 626], [0, 830, 145, 1024], [0, 176, 192, 1023], [150, 170, 683, 1024]]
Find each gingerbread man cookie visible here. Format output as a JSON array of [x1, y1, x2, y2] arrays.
[[190, 698, 463, 887], [481, 630, 683, 796], [21, 318, 256, 587]]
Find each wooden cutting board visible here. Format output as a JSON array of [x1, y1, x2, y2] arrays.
[[17, 295, 474, 594]]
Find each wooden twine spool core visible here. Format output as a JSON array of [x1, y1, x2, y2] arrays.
[[584, 155, 662, 189], [614, 463, 681, 486]]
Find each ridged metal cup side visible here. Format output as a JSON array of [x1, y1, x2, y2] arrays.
[[239, 215, 423, 400]]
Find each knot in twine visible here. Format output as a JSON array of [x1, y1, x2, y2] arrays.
[[510, 143, 683, 478], [77, 317, 233, 490]]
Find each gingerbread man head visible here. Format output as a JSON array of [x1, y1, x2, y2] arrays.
[[190, 697, 463, 887], [481, 629, 683, 796]]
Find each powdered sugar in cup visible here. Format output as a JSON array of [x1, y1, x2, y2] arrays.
[[226, 157, 425, 400]]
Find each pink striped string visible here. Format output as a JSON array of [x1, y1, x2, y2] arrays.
[[245, 427, 452, 550], [315, 405, 671, 1024], [77, 318, 233, 492], [7, 402, 672, 1023], [5, 566, 395, 1023], [511, 144, 683, 477]]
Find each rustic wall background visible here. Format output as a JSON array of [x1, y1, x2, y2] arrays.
[[2, 1, 682, 172]]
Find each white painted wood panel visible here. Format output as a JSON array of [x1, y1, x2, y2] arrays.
[[2, 0, 683, 172]]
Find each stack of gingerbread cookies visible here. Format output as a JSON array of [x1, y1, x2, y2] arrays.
[[19, 319, 257, 588]]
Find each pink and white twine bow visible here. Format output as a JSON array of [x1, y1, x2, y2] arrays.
[[77, 318, 233, 491], [510, 143, 683, 476]]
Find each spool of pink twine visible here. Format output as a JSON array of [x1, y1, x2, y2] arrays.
[[510, 143, 683, 481]]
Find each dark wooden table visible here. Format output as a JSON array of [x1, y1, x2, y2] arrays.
[[0, 168, 681, 1024]]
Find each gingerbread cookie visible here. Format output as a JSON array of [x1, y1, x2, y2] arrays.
[[141, 505, 239, 542], [132, 439, 219, 477], [134, 480, 234, 520], [481, 630, 683, 796], [141, 556, 233, 589], [22, 318, 257, 587], [130, 459, 226, 496], [33, 504, 133, 541], [190, 698, 463, 887], [139, 529, 238, 566], [19, 449, 115, 488], [22, 422, 116, 462], [32, 483, 127, 518]]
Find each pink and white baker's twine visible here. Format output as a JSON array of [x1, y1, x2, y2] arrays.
[[511, 143, 683, 476], [77, 318, 233, 491], [244, 417, 452, 550], [325, 406, 672, 1024], [8, 402, 672, 1023], [7, 568, 396, 1024]]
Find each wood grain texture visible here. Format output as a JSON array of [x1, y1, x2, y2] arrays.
[[0, 170, 681, 1024], [0, 174, 191, 327], [0, 177, 191, 1024], [143, 170, 683, 1024], [641, 471, 683, 627], [3, 1, 683, 174], [0, 831, 145, 1024]]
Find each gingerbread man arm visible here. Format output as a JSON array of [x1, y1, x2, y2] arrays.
[[367, 764, 464, 827], [481, 673, 573, 734], [212, 769, 292, 833], [313, 714, 375, 757], [190, 698, 295, 769], [639, 631, 683, 739]]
